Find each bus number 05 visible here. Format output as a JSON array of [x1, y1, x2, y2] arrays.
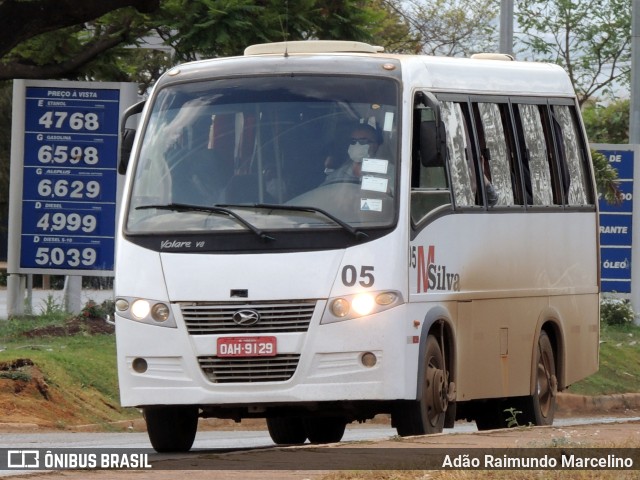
[[342, 265, 375, 288]]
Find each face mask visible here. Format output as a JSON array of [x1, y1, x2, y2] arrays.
[[348, 143, 370, 163]]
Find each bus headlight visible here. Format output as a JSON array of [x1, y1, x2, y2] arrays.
[[151, 303, 170, 322], [115, 297, 177, 328], [323, 290, 403, 324], [352, 293, 375, 316], [131, 300, 151, 320], [330, 298, 350, 317]]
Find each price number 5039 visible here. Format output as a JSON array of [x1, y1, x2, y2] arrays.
[[35, 247, 97, 268]]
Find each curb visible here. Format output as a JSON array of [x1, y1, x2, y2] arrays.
[[557, 392, 640, 415]]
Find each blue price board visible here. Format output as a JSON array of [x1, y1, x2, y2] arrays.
[[600, 247, 632, 293], [598, 180, 633, 213], [19, 85, 121, 272], [598, 149, 634, 180], [599, 214, 632, 246], [595, 146, 635, 293]]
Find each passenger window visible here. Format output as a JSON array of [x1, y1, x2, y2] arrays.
[[475, 103, 515, 206], [440, 101, 477, 207], [552, 105, 591, 205], [516, 104, 554, 206]]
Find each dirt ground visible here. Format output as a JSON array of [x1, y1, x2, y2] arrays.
[[0, 316, 121, 431]]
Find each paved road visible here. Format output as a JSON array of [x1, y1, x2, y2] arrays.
[[0, 417, 638, 478], [0, 415, 637, 450]]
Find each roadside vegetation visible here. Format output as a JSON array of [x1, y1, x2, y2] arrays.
[[0, 296, 139, 429], [569, 296, 640, 395]]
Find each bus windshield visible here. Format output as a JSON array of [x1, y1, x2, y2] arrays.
[[126, 75, 399, 234]]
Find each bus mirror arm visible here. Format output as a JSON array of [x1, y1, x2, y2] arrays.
[[119, 100, 146, 175]]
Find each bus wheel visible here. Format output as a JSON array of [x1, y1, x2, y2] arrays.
[[393, 334, 447, 436], [266, 417, 307, 445], [522, 330, 558, 426], [304, 417, 347, 444], [143, 406, 198, 452]]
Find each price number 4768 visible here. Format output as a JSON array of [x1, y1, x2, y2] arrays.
[[38, 111, 100, 131]]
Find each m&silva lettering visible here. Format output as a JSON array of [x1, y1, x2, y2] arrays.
[[415, 245, 460, 293]]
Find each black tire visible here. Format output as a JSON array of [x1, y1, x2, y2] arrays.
[[266, 417, 307, 445], [303, 417, 347, 444], [520, 330, 558, 426], [393, 334, 448, 436], [143, 406, 198, 453]]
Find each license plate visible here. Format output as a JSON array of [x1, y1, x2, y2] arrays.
[[217, 336, 277, 357]]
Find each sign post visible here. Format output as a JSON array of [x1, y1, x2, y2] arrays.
[[8, 80, 138, 317]]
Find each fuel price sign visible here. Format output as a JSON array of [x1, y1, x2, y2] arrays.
[[9, 80, 138, 275]]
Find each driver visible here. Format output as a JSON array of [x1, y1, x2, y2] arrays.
[[323, 123, 381, 184]]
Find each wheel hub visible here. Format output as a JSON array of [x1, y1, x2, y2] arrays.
[[426, 365, 448, 414]]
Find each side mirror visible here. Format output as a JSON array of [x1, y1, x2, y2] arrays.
[[118, 100, 145, 175], [415, 94, 446, 167]]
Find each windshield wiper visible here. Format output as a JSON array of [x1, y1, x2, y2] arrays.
[[218, 203, 368, 240], [136, 203, 275, 242]]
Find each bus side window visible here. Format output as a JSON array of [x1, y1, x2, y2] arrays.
[[440, 101, 478, 208], [514, 104, 555, 206], [474, 102, 516, 207], [551, 105, 591, 205]]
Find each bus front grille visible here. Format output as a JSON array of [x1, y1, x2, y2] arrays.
[[180, 301, 316, 335], [197, 354, 300, 383]]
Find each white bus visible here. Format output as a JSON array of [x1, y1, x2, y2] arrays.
[[114, 41, 600, 452]]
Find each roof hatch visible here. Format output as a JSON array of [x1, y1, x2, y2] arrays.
[[244, 40, 384, 56]]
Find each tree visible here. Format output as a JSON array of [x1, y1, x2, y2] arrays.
[[1, 1, 411, 83], [515, 0, 631, 106], [582, 98, 630, 144], [153, 0, 400, 62], [382, 0, 498, 56], [592, 149, 623, 205], [0, 0, 413, 263], [0, 0, 160, 80]]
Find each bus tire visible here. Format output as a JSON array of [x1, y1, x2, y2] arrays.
[[303, 417, 347, 444], [393, 334, 447, 436], [143, 406, 198, 452], [521, 330, 558, 426], [266, 417, 307, 445]]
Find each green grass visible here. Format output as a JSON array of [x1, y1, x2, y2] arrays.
[[568, 323, 640, 396], [0, 335, 118, 398], [0, 311, 139, 428]]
